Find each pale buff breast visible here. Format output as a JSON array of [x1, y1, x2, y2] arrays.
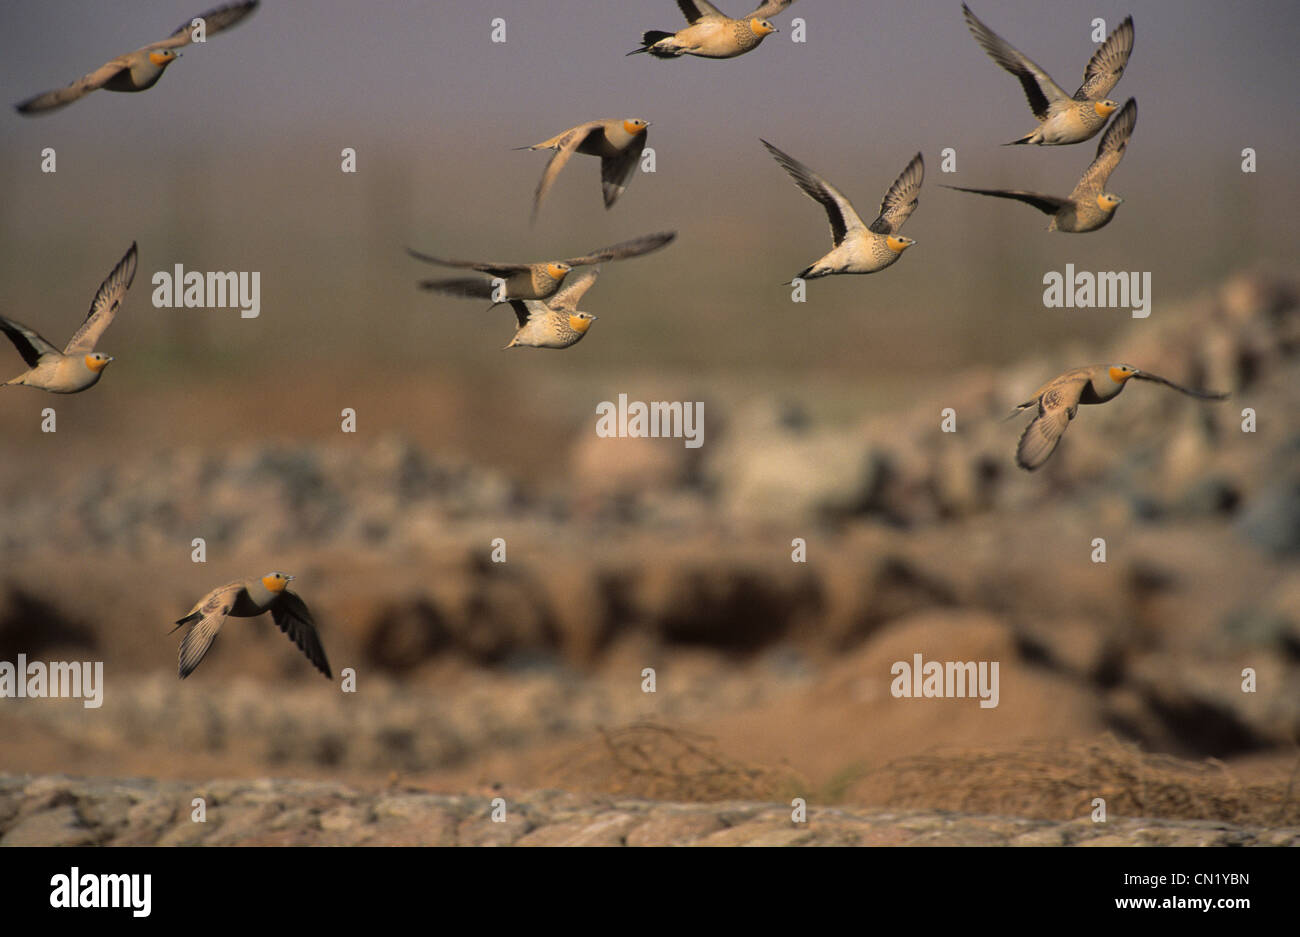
[[27, 355, 102, 393], [679, 19, 757, 57], [1041, 103, 1106, 144], [515, 313, 583, 349]]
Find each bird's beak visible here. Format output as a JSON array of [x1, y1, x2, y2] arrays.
[[106, 356, 116, 362], [285, 575, 295, 582]]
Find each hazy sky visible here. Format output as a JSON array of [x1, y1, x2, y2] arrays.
[[0, 0, 1296, 383]]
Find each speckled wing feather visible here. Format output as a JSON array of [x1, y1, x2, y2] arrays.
[[270, 590, 332, 678], [1070, 97, 1136, 200], [962, 4, 1069, 121], [64, 242, 137, 355], [147, 0, 260, 50], [547, 268, 600, 312], [174, 581, 243, 678], [1016, 375, 1087, 471], [1074, 16, 1133, 100], [762, 139, 864, 247], [869, 153, 924, 235]]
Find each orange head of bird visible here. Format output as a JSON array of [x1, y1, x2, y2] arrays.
[[260, 571, 294, 593]]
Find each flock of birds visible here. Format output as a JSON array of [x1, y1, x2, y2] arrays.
[[2, 1, 1229, 679]]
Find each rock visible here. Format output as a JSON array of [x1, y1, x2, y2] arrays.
[[2, 805, 96, 846]]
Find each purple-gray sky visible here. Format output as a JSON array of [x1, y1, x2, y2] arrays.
[[0, 0, 1296, 383]]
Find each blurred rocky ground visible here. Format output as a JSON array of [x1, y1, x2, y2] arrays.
[[4, 772, 1296, 846], [0, 271, 1297, 827]]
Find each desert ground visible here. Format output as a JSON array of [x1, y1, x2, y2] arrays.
[[2, 270, 1298, 845]]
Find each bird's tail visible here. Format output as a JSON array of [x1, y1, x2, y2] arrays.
[[3, 374, 23, 386], [628, 30, 675, 56], [1002, 131, 1037, 146]]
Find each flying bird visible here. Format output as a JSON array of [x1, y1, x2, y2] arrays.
[[762, 140, 922, 281], [2, 242, 137, 394], [407, 231, 675, 304], [1010, 363, 1227, 471], [171, 572, 332, 679], [500, 268, 602, 350], [629, 0, 794, 59], [15, 1, 259, 115], [521, 119, 650, 222], [962, 4, 1133, 145], [943, 97, 1137, 233]]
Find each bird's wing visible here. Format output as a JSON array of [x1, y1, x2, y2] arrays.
[[531, 122, 603, 222], [507, 299, 537, 327], [869, 153, 924, 235], [270, 590, 332, 678], [562, 230, 676, 267], [0, 316, 61, 368], [942, 184, 1069, 216], [1074, 15, 1133, 100], [176, 582, 242, 678], [1016, 375, 1088, 471], [746, 0, 794, 18], [762, 139, 865, 247], [15, 58, 131, 115], [407, 248, 527, 277], [1070, 97, 1137, 199], [677, 0, 726, 24], [146, 0, 260, 50], [1132, 369, 1228, 400], [548, 267, 600, 312], [63, 242, 137, 355], [601, 135, 647, 209], [417, 277, 497, 300], [962, 3, 1070, 121]]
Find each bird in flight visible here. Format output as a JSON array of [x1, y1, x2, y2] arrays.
[[2, 242, 137, 394], [944, 98, 1137, 233], [1010, 363, 1227, 471], [15, 1, 260, 115], [962, 4, 1133, 145]]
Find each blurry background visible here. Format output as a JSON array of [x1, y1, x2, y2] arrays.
[[0, 1, 1297, 830]]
